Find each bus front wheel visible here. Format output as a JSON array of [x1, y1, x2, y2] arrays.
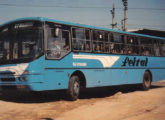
[[142, 71, 152, 90], [67, 75, 80, 101]]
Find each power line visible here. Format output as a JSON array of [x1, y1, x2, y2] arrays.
[[0, 3, 165, 11], [128, 7, 165, 11]]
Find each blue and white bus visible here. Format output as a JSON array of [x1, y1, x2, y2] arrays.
[[0, 17, 165, 100]]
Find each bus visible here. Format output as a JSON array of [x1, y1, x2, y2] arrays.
[[0, 17, 165, 100]]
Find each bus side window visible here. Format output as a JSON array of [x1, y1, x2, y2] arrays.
[[62, 30, 70, 51], [140, 38, 153, 56], [85, 29, 91, 52], [72, 27, 84, 51], [92, 30, 104, 53], [134, 37, 141, 55], [72, 27, 91, 52], [160, 41, 165, 56], [131, 37, 139, 55], [109, 33, 114, 53], [113, 33, 123, 54], [153, 40, 160, 56], [99, 32, 104, 52], [92, 30, 98, 52], [47, 28, 62, 58], [125, 36, 132, 54], [104, 32, 110, 53]]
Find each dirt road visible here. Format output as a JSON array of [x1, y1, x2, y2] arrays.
[[0, 81, 165, 120]]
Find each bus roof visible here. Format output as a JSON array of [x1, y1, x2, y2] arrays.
[[1, 17, 165, 40]]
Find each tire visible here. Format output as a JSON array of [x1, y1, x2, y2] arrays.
[[142, 71, 152, 90], [67, 75, 80, 101]]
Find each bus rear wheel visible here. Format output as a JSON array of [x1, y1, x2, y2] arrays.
[[67, 75, 80, 101], [142, 71, 152, 90]]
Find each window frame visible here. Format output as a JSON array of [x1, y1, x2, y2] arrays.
[[45, 22, 71, 60], [71, 27, 92, 52]]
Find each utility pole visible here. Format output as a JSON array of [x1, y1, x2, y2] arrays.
[[121, 19, 124, 31], [110, 3, 117, 29], [122, 0, 128, 31]]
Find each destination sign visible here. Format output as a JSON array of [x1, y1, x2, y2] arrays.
[[14, 22, 34, 29]]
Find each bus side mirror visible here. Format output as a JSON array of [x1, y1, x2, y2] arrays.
[[55, 28, 59, 37]]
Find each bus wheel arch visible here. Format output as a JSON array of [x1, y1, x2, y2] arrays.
[[142, 70, 152, 90], [67, 70, 86, 101], [71, 70, 86, 89]]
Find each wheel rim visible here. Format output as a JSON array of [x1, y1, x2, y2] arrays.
[[73, 80, 80, 96]]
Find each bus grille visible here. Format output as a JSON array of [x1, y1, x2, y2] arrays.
[[1, 85, 17, 90], [1, 78, 16, 82]]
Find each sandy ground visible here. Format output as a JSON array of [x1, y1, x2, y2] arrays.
[[0, 81, 165, 120]]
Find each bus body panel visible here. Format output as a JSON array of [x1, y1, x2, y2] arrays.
[[1, 51, 165, 91], [44, 69, 70, 90], [151, 69, 165, 82], [0, 56, 45, 91], [1, 17, 165, 93], [43, 52, 165, 89]]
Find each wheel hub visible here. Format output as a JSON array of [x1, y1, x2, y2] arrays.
[[73, 81, 79, 95]]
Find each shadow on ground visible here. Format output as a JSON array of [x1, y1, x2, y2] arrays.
[[79, 84, 164, 99], [40, 118, 54, 120], [0, 83, 164, 103]]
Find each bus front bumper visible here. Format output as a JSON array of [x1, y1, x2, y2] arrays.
[[0, 84, 30, 92], [0, 82, 44, 92]]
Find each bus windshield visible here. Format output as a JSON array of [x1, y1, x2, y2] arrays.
[[0, 27, 43, 64]]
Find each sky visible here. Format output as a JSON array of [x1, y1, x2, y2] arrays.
[[0, 0, 165, 31]]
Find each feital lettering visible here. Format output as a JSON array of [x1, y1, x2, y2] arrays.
[[122, 57, 148, 67]]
